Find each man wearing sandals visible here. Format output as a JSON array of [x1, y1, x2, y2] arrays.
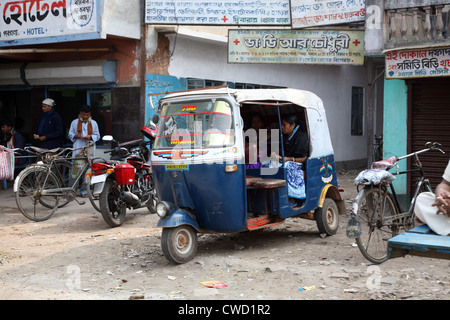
[[415, 160, 450, 236]]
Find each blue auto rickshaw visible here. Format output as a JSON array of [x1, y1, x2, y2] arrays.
[[151, 88, 345, 264]]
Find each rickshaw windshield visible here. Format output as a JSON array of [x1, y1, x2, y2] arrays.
[[154, 99, 234, 150]]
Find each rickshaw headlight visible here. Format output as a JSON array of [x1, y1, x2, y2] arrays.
[[156, 202, 169, 218]]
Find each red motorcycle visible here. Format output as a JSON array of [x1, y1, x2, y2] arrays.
[[89, 120, 158, 227]]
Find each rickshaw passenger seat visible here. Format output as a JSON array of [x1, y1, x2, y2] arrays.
[[254, 178, 286, 189], [246, 176, 262, 187]]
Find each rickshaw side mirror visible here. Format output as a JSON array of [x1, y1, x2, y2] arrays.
[[152, 113, 160, 124]]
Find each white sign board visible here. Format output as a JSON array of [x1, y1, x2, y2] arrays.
[[228, 29, 365, 65], [0, 0, 99, 46], [144, 0, 291, 25], [291, 0, 365, 29]]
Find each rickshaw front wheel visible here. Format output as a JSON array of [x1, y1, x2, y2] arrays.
[[161, 225, 198, 264], [314, 198, 339, 236]]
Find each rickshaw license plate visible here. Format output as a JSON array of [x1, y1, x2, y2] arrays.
[[165, 164, 189, 170]]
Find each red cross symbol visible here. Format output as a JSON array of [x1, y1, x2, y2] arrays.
[[233, 39, 240, 45], [353, 39, 361, 46], [221, 15, 228, 23]]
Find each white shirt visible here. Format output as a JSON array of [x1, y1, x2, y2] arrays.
[[443, 160, 450, 183], [68, 118, 100, 154]]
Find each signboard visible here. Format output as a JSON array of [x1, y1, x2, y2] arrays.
[[144, 0, 291, 26], [0, 0, 100, 46], [291, 0, 365, 29], [385, 47, 450, 79], [228, 29, 365, 65]]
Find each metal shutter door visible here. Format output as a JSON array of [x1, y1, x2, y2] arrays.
[[410, 78, 450, 193]]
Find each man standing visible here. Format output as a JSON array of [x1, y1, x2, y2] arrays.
[[68, 104, 100, 153], [415, 160, 450, 236], [34, 98, 64, 149], [68, 104, 100, 197]]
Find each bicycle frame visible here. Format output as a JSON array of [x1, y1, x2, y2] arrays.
[[384, 152, 432, 225], [39, 149, 94, 198]]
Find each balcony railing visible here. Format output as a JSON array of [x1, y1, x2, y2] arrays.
[[385, 2, 450, 49]]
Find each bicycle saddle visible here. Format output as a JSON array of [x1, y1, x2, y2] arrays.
[[27, 146, 62, 154], [371, 156, 398, 170]]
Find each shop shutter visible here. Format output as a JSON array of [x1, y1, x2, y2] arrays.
[[410, 78, 450, 193]]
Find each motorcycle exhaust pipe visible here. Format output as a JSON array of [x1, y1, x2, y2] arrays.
[[120, 191, 141, 207]]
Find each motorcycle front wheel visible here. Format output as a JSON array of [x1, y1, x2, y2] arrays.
[[99, 179, 127, 227]]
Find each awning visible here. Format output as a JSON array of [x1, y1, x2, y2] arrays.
[[0, 60, 116, 86]]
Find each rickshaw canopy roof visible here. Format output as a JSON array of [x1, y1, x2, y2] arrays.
[[160, 88, 334, 158]]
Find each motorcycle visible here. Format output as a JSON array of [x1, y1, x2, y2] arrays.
[[90, 119, 158, 227]]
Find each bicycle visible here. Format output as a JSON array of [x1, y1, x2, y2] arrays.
[[14, 143, 100, 221], [348, 142, 445, 264]]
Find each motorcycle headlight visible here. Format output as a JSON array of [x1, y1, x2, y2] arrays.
[[156, 202, 169, 218]]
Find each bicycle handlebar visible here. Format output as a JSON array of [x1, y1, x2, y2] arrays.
[[0, 146, 22, 154], [397, 141, 445, 161]]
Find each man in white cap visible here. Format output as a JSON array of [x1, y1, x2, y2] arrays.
[[414, 160, 450, 236], [34, 98, 64, 149]]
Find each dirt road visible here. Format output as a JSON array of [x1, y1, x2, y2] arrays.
[[0, 171, 449, 300]]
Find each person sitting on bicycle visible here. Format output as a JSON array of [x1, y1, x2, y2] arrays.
[[414, 159, 450, 236]]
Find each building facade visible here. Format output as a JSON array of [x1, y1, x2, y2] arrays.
[[0, 0, 143, 143], [366, 0, 450, 194]]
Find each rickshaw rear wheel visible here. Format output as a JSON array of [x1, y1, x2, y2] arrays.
[[161, 225, 198, 264], [315, 198, 339, 236]]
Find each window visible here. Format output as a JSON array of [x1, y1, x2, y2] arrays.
[[351, 87, 364, 136], [154, 99, 234, 149]]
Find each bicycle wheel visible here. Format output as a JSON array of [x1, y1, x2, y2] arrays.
[[50, 159, 73, 208], [15, 165, 61, 221], [355, 185, 399, 264]]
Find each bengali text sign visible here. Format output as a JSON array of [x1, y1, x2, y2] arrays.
[[0, 0, 99, 45], [145, 0, 291, 25], [291, 0, 365, 29], [386, 48, 450, 79], [228, 29, 364, 66]]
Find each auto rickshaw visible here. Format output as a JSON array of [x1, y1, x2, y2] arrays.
[[151, 88, 345, 264]]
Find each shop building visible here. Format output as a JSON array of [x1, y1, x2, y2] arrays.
[[0, 0, 143, 144], [366, 0, 450, 194]]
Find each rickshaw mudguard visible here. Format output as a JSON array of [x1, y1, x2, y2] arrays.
[[319, 184, 346, 215], [156, 208, 201, 232]]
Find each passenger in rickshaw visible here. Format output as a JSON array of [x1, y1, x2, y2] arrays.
[[270, 114, 309, 206], [245, 112, 268, 169]]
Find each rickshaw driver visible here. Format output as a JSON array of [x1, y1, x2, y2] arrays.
[[270, 114, 309, 206], [270, 114, 309, 163]]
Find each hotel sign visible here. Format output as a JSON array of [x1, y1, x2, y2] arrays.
[[386, 47, 450, 79], [0, 0, 99, 46], [228, 29, 365, 66]]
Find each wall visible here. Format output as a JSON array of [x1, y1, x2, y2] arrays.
[[163, 34, 369, 166], [383, 78, 408, 194]]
